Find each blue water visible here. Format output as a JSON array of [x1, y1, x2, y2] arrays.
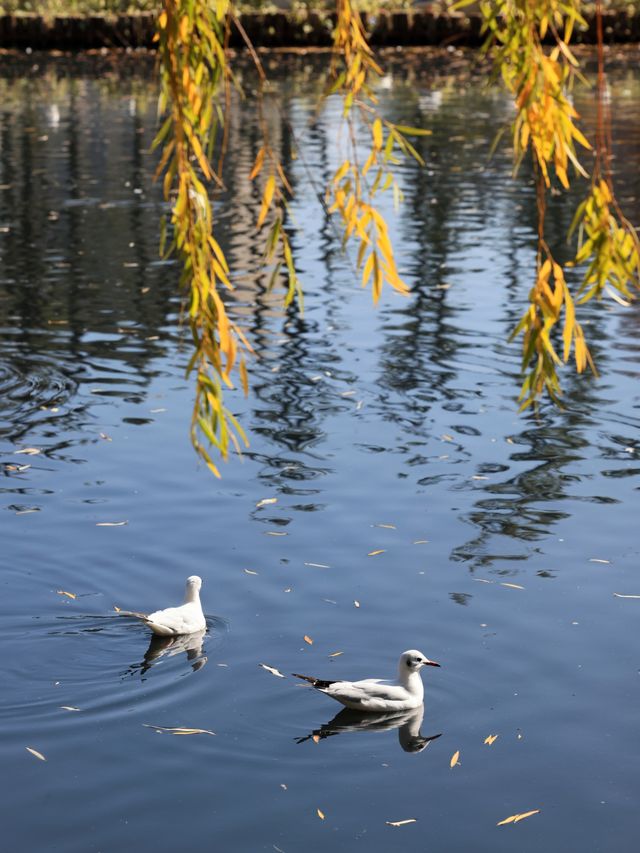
[[1, 50, 639, 853]]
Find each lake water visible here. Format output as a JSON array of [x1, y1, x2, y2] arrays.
[[1, 48, 639, 853]]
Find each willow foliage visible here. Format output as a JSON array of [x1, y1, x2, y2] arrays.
[[155, 0, 639, 473]]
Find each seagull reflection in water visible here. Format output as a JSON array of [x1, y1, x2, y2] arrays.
[[295, 704, 441, 753], [128, 628, 208, 677]]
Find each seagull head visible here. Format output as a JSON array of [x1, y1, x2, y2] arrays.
[[186, 575, 202, 590], [401, 649, 440, 672]]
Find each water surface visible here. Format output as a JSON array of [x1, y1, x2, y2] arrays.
[[1, 48, 639, 853]]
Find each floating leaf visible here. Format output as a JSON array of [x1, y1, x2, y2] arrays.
[[304, 562, 330, 569], [413, 539, 429, 545], [60, 706, 80, 712], [304, 635, 313, 645], [441, 434, 453, 442], [259, 663, 285, 678], [589, 558, 610, 564], [26, 747, 46, 761], [56, 590, 76, 600], [613, 593, 640, 599], [329, 651, 343, 657], [354, 600, 360, 608], [501, 583, 525, 590], [256, 497, 278, 508], [15, 447, 41, 455], [312, 735, 320, 743], [386, 819, 417, 827], [484, 734, 498, 745], [142, 724, 215, 736], [375, 523, 396, 529], [244, 569, 258, 576], [96, 521, 128, 527], [497, 809, 540, 826], [368, 549, 385, 557], [450, 750, 460, 768], [317, 808, 325, 820], [265, 531, 287, 536]]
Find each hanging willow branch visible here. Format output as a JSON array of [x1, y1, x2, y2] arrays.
[[154, 0, 250, 475]]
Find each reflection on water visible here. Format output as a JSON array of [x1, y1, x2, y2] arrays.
[[296, 704, 442, 754], [1, 49, 640, 853]]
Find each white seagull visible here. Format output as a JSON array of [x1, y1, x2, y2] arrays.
[[293, 649, 440, 712], [119, 576, 206, 636]]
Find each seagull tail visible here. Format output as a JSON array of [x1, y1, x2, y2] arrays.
[[292, 673, 335, 690], [116, 609, 149, 620]]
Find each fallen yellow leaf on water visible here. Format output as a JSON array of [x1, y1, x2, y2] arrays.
[[450, 750, 460, 768], [501, 583, 525, 590], [329, 651, 343, 657], [386, 819, 417, 827], [26, 747, 46, 761], [113, 605, 121, 612], [15, 447, 41, 455], [259, 663, 285, 679], [368, 549, 386, 557], [142, 724, 215, 736], [441, 434, 453, 442], [56, 590, 76, 599], [60, 706, 80, 712], [304, 562, 331, 569], [317, 809, 325, 820], [96, 521, 128, 527], [497, 809, 540, 826], [484, 734, 499, 745], [256, 497, 277, 508], [312, 735, 320, 744], [304, 635, 313, 645]]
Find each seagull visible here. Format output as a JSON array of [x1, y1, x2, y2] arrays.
[[292, 649, 440, 713], [118, 576, 206, 636]]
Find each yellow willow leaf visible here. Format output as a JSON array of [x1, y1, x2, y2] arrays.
[[239, 358, 249, 396], [368, 549, 385, 556], [26, 747, 47, 761], [56, 590, 76, 599], [450, 750, 460, 768], [248, 148, 265, 181], [372, 118, 383, 151], [556, 164, 569, 190], [304, 635, 313, 645], [362, 251, 375, 287], [317, 809, 325, 820], [497, 809, 540, 826], [372, 253, 382, 304], [329, 651, 343, 657], [386, 819, 417, 827], [158, 11, 167, 29], [333, 160, 351, 184], [257, 175, 276, 229], [501, 582, 525, 590], [484, 734, 498, 745], [179, 15, 189, 42]]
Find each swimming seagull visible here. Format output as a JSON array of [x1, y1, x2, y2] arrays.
[[118, 576, 206, 636], [292, 649, 440, 713]]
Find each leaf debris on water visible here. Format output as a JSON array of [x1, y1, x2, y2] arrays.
[[265, 531, 287, 536], [501, 583, 525, 590], [354, 600, 360, 608], [96, 521, 128, 527], [56, 590, 77, 599], [304, 562, 330, 569], [60, 706, 80, 712], [142, 724, 215, 736], [413, 539, 429, 544], [26, 747, 46, 761], [450, 750, 460, 768], [244, 569, 258, 575], [259, 663, 286, 678], [613, 593, 640, 599], [15, 447, 41, 455], [329, 651, 343, 657], [374, 523, 396, 529], [304, 635, 313, 645], [441, 434, 453, 442], [368, 549, 385, 557], [497, 809, 540, 826], [484, 734, 498, 745], [256, 498, 278, 508], [589, 558, 610, 564], [386, 819, 417, 827], [317, 809, 325, 820]]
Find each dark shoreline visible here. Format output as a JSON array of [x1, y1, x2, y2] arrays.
[[0, 9, 639, 51]]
